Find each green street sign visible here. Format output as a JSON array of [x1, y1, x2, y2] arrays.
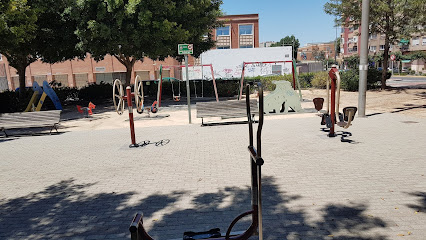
[[178, 44, 193, 55]]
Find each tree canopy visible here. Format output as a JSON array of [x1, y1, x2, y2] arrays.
[[270, 35, 300, 60], [324, 0, 425, 89], [0, 0, 82, 94], [72, 0, 223, 85]]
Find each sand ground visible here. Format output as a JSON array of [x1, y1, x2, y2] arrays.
[[59, 88, 426, 132]]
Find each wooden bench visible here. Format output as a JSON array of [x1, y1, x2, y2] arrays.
[[196, 99, 258, 126], [0, 110, 61, 137]]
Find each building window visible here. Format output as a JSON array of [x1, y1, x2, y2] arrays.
[[353, 46, 358, 52], [239, 25, 253, 35], [352, 36, 358, 43], [423, 37, 426, 45], [74, 73, 89, 88], [380, 45, 385, 50], [412, 37, 419, 46], [239, 24, 253, 48], [369, 34, 377, 39], [217, 46, 230, 49], [53, 74, 69, 87], [369, 46, 377, 52], [216, 26, 230, 36]]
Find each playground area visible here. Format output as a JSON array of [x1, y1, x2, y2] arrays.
[[54, 87, 426, 133], [1, 85, 425, 239]]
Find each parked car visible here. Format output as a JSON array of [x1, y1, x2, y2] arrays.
[[401, 67, 409, 73], [388, 67, 399, 73]]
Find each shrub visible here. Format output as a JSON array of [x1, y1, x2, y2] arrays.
[[298, 73, 314, 88], [311, 71, 329, 89], [78, 82, 113, 101], [340, 70, 359, 91], [339, 68, 386, 91]]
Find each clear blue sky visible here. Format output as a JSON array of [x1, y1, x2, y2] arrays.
[[221, 0, 339, 47]]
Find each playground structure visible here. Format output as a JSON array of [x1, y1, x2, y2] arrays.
[[157, 64, 219, 107], [129, 83, 265, 240], [238, 60, 302, 101], [314, 67, 357, 137], [77, 102, 96, 117], [25, 81, 63, 112], [263, 81, 302, 114], [161, 77, 182, 101]]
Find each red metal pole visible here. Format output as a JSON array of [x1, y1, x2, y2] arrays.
[[210, 64, 219, 102], [239, 63, 246, 100], [126, 86, 138, 147]]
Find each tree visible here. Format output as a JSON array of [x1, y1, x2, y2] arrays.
[[324, 0, 426, 90], [0, 0, 82, 95], [72, 0, 222, 86], [312, 49, 326, 62], [335, 37, 341, 57], [270, 35, 300, 60]]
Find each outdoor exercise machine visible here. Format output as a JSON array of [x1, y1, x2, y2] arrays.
[[129, 83, 265, 240], [313, 67, 357, 137], [113, 77, 158, 148]]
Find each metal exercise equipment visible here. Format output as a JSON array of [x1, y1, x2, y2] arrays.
[[315, 67, 357, 137], [113, 78, 152, 148], [134, 75, 158, 114], [129, 83, 265, 240]]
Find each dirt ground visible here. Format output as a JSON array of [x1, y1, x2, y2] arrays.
[[59, 88, 426, 132], [301, 88, 426, 118]]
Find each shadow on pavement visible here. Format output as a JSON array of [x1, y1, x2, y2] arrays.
[[0, 177, 390, 239], [406, 191, 426, 213]]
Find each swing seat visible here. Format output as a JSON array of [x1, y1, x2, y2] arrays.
[[183, 228, 221, 240], [174, 96, 181, 102]]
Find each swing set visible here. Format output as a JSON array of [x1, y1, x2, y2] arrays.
[[129, 83, 265, 240], [157, 64, 219, 107]]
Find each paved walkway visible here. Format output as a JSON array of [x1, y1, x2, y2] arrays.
[[1, 111, 425, 239]]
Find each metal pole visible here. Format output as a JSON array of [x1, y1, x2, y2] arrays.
[[185, 54, 192, 124], [358, 0, 370, 117], [126, 86, 138, 148]]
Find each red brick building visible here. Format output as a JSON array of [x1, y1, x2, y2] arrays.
[[214, 14, 259, 49], [0, 14, 260, 91]]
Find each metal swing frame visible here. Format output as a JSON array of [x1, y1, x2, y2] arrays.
[[129, 83, 265, 240]]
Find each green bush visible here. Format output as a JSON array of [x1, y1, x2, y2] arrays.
[[311, 71, 329, 89], [78, 82, 113, 101], [298, 73, 314, 88], [339, 68, 387, 91]]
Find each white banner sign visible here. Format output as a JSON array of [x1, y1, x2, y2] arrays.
[[200, 46, 292, 79]]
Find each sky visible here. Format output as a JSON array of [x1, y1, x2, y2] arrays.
[[221, 0, 340, 47]]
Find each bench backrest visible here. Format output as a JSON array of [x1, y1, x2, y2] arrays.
[[196, 99, 258, 119], [0, 110, 61, 129]]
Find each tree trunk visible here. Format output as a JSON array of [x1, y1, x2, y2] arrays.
[[114, 55, 136, 87], [381, 10, 391, 90], [382, 37, 390, 90], [16, 64, 28, 97]]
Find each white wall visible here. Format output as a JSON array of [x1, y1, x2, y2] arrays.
[[200, 47, 293, 79]]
